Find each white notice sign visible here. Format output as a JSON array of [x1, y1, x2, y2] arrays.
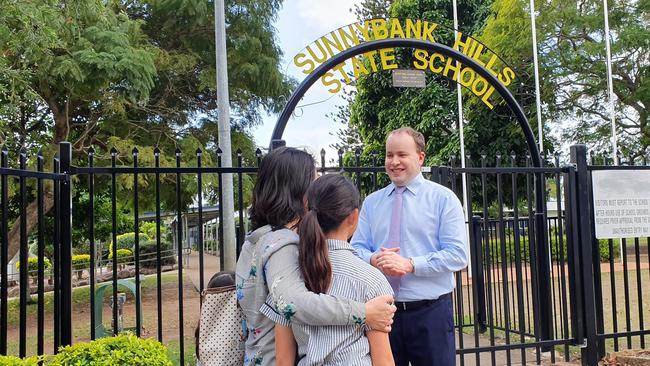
[[592, 170, 650, 239]]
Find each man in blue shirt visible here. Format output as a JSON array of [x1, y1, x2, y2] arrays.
[[351, 127, 468, 366]]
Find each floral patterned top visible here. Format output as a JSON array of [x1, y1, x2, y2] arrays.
[[235, 226, 366, 366]]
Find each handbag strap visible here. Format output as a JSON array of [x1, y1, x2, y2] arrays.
[[201, 285, 236, 297]]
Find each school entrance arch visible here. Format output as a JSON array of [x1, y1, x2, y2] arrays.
[[269, 38, 540, 166], [269, 37, 555, 354]]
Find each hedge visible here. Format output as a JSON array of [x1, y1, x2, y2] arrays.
[[0, 355, 45, 365], [108, 232, 146, 254], [139, 240, 175, 268], [108, 249, 133, 264], [50, 333, 172, 365], [71, 254, 91, 269], [16, 257, 52, 272], [0, 334, 172, 365], [483, 234, 620, 264]]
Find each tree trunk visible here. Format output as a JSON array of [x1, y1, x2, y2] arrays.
[[6, 191, 55, 265], [5, 96, 68, 266]]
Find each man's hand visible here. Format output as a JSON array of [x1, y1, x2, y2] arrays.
[[372, 247, 414, 277], [365, 294, 396, 333]]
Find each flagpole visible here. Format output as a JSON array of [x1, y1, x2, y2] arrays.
[[452, 0, 471, 275], [603, 0, 618, 161], [529, 0, 544, 153], [452, 0, 467, 210], [602, 0, 623, 264]]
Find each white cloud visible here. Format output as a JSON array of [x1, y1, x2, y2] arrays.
[[294, 0, 361, 34], [252, 0, 364, 156]]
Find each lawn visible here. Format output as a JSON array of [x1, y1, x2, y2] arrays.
[[6, 272, 201, 365]]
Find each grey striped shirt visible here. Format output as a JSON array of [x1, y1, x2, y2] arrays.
[[263, 239, 393, 366]]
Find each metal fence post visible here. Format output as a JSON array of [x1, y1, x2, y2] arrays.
[[469, 215, 487, 333], [59, 142, 73, 346], [534, 170, 554, 350], [570, 144, 599, 365]]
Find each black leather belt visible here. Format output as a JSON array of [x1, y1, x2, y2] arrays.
[[395, 293, 451, 312]]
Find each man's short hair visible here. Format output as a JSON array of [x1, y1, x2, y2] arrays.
[[388, 127, 426, 153]]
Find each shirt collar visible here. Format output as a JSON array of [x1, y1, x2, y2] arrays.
[[246, 224, 273, 245], [386, 172, 425, 197], [327, 239, 354, 252]]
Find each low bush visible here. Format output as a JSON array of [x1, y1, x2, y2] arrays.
[[108, 249, 133, 265], [16, 257, 52, 272], [483, 235, 620, 264], [0, 355, 45, 365], [0, 334, 173, 365], [108, 232, 146, 254], [71, 254, 91, 269], [597, 238, 621, 262], [139, 240, 176, 268]]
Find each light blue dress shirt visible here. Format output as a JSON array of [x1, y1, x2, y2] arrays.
[[351, 173, 469, 302]]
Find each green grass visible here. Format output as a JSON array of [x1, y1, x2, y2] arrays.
[[6, 272, 184, 361], [7, 272, 179, 327], [165, 338, 198, 366]]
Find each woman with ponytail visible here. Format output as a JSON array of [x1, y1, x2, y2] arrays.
[[269, 174, 395, 366], [235, 148, 396, 366]]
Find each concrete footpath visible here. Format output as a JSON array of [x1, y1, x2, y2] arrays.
[[186, 250, 222, 293]]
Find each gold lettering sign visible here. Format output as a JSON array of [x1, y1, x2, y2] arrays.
[[292, 18, 516, 110]]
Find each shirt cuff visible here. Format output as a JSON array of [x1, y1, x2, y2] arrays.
[[412, 255, 428, 276], [261, 301, 291, 327], [348, 300, 366, 327], [360, 248, 380, 265]]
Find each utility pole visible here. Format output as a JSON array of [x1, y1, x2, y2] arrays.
[[214, 0, 237, 271]]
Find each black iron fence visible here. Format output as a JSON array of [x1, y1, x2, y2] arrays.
[[0, 142, 649, 365]]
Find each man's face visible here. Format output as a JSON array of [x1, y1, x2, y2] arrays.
[[385, 132, 425, 186]]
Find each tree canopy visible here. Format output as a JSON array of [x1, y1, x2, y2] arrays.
[[0, 0, 290, 261], [342, 0, 544, 166]]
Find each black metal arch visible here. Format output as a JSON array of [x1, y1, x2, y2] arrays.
[[269, 38, 542, 168]]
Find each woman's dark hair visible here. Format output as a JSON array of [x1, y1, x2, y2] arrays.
[[298, 174, 361, 293], [249, 147, 315, 230]]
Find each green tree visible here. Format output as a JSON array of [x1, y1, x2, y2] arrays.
[[0, 0, 291, 264], [477, 0, 649, 157], [1, 0, 158, 263], [347, 0, 527, 164]]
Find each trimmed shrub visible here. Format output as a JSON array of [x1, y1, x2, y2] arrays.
[[0, 355, 45, 365], [139, 240, 176, 269], [139, 222, 168, 241], [108, 249, 133, 265], [49, 333, 172, 366], [484, 236, 621, 264], [597, 238, 621, 262], [109, 232, 146, 254], [16, 257, 52, 272], [71, 254, 91, 269]]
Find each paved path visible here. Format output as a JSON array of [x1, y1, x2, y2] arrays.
[[185, 250, 221, 292], [456, 333, 580, 365]]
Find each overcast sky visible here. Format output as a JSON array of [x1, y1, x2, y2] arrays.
[[251, 0, 363, 159]]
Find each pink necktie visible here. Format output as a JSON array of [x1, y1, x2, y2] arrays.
[[385, 186, 405, 294]]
